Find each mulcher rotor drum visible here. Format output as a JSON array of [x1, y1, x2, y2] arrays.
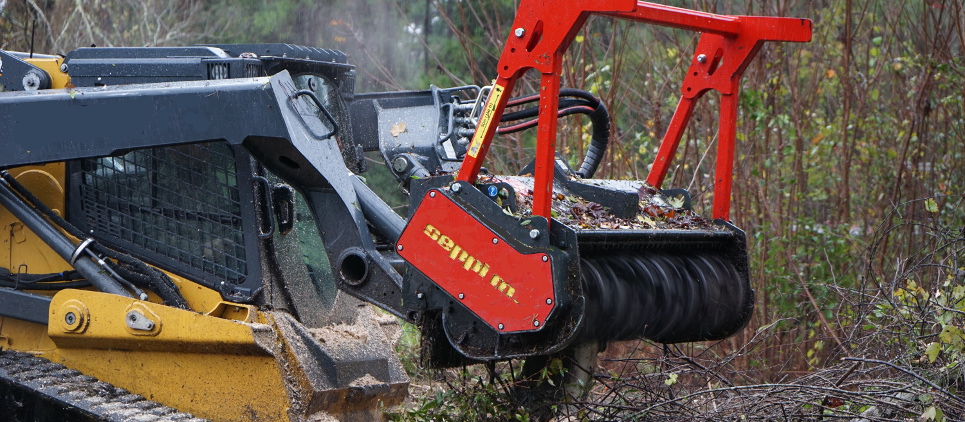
[[580, 248, 753, 344]]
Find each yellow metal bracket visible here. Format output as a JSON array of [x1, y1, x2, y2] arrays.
[[48, 289, 273, 355], [124, 302, 161, 336]]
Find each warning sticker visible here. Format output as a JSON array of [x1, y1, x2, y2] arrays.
[[467, 84, 505, 158]]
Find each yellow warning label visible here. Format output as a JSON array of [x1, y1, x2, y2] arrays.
[[467, 84, 505, 158]]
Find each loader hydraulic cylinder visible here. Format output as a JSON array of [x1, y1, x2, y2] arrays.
[[0, 177, 133, 298]]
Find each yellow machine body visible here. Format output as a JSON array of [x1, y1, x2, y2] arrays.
[[0, 58, 407, 422]]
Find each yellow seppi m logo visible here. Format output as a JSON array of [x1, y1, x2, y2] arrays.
[[424, 223, 518, 303]]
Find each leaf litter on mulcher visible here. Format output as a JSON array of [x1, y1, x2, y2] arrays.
[[480, 175, 721, 231]]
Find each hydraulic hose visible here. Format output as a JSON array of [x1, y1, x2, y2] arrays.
[[0, 171, 188, 307], [498, 89, 610, 178], [0, 177, 134, 298]]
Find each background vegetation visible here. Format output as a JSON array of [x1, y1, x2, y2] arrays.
[[2, 0, 963, 420]]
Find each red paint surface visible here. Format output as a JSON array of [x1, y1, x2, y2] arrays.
[[398, 191, 556, 333]]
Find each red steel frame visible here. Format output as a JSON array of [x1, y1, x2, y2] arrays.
[[456, 0, 812, 221]]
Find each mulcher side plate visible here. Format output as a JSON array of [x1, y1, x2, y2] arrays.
[[399, 181, 585, 360]]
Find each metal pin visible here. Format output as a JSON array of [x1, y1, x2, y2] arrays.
[[697, 54, 707, 64], [392, 156, 409, 173], [529, 229, 540, 239], [514, 28, 526, 38]]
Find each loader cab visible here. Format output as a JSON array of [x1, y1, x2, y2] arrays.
[[68, 142, 262, 301], [58, 44, 364, 324], [65, 140, 350, 324]]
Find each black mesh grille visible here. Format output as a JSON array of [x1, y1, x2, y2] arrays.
[[244, 62, 263, 78], [207, 62, 229, 79], [77, 143, 247, 284]]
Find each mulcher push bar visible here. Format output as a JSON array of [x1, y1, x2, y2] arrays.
[[456, 0, 812, 220]]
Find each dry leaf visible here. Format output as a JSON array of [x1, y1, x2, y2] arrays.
[[390, 122, 407, 137]]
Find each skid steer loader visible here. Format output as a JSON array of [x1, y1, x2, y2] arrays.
[[0, 1, 811, 420]]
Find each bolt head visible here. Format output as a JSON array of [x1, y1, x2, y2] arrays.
[[397, 244, 404, 251], [697, 54, 708, 64], [430, 191, 436, 198], [60, 63, 68, 73], [498, 323, 505, 330], [514, 27, 526, 38], [529, 229, 540, 239], [533, 320, 540, 327], [492, 238, 498, 244], [64, 312, 77, 325], [416, 292, 424, 299], [458, 293, 465, 300], [542, 255, 549, 262], [451, 183, 462, 193], [546, 298, 553, 305]]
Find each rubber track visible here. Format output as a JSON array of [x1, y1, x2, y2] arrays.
[[0, 350, 208, 422]]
